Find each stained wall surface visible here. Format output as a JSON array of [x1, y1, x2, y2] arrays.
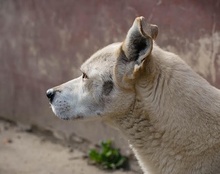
[[0, 0, 219, 149]]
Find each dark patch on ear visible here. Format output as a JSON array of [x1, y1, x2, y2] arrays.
[[124, 32, 148, 62], [130, 33, 147, 61], [102, 80, 114, 96]]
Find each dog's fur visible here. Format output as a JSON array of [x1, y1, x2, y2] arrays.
[[47, 17, 220, 174]]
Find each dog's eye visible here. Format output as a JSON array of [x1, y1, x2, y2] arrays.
[[82, 73, 88, 79]]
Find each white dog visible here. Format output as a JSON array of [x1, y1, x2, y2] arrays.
[[47, 17, 220, 174]]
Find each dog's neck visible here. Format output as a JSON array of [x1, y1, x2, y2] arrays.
[[112, 66, 192, 174], [112, 100, 167, 173], [110, 54, 166, 172]]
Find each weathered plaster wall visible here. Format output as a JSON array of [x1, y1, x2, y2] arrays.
[[0, 0, 219, 150]]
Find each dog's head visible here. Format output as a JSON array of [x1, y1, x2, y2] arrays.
[[46, 17, 158, 120]]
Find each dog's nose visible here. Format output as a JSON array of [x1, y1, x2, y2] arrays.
[[46, 89, 55, 103]]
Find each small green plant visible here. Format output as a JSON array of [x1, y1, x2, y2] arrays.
[[88, 140, 128, 170]]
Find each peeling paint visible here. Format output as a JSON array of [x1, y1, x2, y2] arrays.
[[163, 32, 220, 85]]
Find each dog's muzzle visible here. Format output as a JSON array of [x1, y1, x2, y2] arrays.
[[46, 88, 55, 103]]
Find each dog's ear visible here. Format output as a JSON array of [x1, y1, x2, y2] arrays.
[[122, 16, 158, 65], [115, 17, 158, 89]]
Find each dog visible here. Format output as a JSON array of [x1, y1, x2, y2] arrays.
[[46, 16, 220, 174]]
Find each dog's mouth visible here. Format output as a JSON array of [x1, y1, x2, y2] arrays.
[[50, 98, 104, 121], [59, 117, 70, 121], [72, 115, 84, 120], [58, 114, 85, 121]]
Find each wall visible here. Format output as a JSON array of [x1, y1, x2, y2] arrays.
[[0, 0, 219, 150]]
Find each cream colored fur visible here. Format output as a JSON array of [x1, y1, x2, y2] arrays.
[[47, 17, 220, 174]]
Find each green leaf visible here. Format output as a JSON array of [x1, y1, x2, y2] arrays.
[[105, 150, 112, 157], [88, 140, 128, 170], [89, 149, 101, 163]]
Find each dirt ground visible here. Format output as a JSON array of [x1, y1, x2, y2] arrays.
[[0, 119, 141, 174]]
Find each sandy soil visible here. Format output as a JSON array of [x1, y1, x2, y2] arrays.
[[0, 119, 140, 174]]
